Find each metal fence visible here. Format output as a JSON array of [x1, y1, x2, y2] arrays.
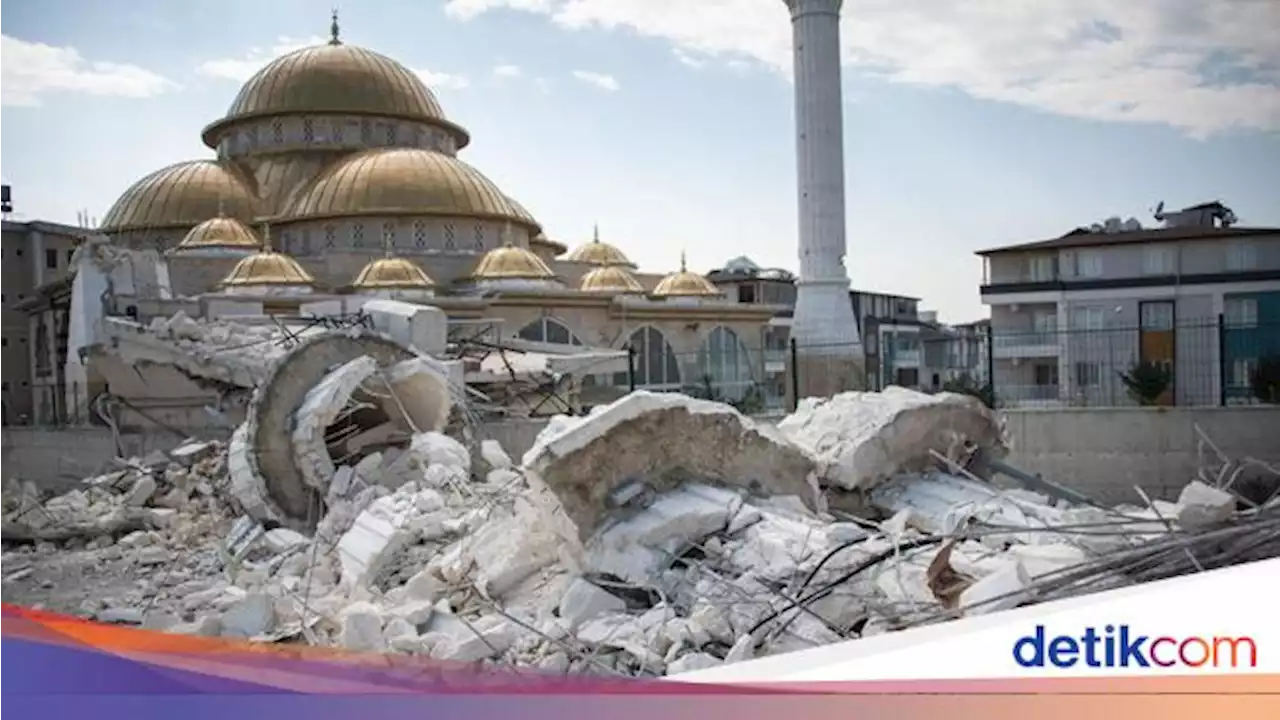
[[605, 316, 1280, 412]]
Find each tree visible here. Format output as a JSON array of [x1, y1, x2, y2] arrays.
[[1118, 360, 1172, 406], [939, 373, 994, 409], [1251, 356, 1280, 404]]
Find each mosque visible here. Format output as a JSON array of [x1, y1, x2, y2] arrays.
[[91, 15, 776, 406]]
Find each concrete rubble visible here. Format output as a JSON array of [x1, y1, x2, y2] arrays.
[[5, 373, 1278, 678]]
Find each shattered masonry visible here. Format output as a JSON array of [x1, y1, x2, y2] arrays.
[[4, 310, 1279, 678]]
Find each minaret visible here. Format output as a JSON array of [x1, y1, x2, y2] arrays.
[[783, 0, 864, 398]]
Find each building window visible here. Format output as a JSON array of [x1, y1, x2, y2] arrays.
[[352, 223, 365, 248], [697, 327, 753, 401], [621, 327, 681, 390], [413, 221, 427, 248], [360, 119, 372, 144], [1029, 255, 1057, 282], [1225, 298, 1258, 328], [1072, 307, 1105, 330], [473, 224, 485, 251], [1034, 363, 1059, 386], [1077, 251, 1102, 278], [1226, 243, 1257, 272], [384, 124, 396, 145], [443, 223, 456, 251], [272, 120, 284, 144], [383, 222, 397, 250], [1140, 302, 1175, 331], [865, 331, 877, 354], [1232, 358, 1257, 388], [303, 118, 315, 143], [1142, 246, 1176, 276], [516, 318, 583, 346], [66, 249, 75, 264], [324, 224, 337, 249], [1074, 362, 1101, 386], [45, 248, 58, 269], [333, 123, 345, 143]]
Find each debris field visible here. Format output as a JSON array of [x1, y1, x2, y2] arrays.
[[5, 327, 1278, 679]]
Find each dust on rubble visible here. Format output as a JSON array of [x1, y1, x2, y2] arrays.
[[4, 386, 1277, 677]]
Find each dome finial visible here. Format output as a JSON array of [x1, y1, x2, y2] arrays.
[[329, 8, 342, 45], [680, 250, 687, 272], [501, 221, 515, 247], [593, 223, 600, 243], [216, 193, 226, 218], [382, 223, 393, 258], [261, 222, 273, 252]]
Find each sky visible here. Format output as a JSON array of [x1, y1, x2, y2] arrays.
[[2, 0, 1278, 322]]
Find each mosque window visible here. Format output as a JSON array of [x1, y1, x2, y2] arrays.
[[249, 126, 259, 149], [622, 327, 682, 390], [443, 223, 456, 251], [384, 124, 396, 145], [272, 120, 284, 145], [303, 118, 315, 144], [301, 229, 312, 254], [324, 224, 337, 249], [333, 123, 345, 143], [383, 222, 397, 249], [414, 128, 426, 147], [360, 119, 372, 144], [352, 223, 365, 248], [517, 318, 583, 346], [413, 221, 427, 248], [697, 327, 754, 402], [473, 224, 485, 251]]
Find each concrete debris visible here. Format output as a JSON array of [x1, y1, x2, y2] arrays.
[[5, 381, 1277, 679], [778, 386, 1006, 492]]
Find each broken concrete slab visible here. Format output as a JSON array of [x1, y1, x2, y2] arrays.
[[1175, 481, 1236, 530], [558, 578, 627, 629], [524, 391, 823, 541], [292, 356, 380, 494], [778, 386, 1006, 492]]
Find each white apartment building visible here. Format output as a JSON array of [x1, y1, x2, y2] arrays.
[[978, 202, 1280, 408]]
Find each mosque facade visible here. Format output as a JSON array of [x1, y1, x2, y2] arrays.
[[91, 18, 777, 407]]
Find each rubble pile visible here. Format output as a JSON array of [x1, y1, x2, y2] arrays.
[[5, 386, 1278, 677]]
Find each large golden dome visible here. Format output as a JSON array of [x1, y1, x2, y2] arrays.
[[580, 265, 644, 294], [471, 243, 557, 280], [201, 38, 468, 149], [566, 226, 635, 267], [100, 161, 259, 233], [171, 216, 261, 252], [221, 250, 315, 288], [653, 254, 722, 298], [283, 148, 539, 231], [352, 256, 435, 290]]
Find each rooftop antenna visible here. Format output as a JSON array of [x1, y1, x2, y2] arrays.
[[329, 8, 341, 45]]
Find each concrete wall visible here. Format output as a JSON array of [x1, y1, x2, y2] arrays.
[[1000, 406, 1280, 504], [7, 407, 1277, 507]]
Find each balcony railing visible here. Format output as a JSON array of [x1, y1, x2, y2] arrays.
[[994, 331, 1058, 348], [996, 384, 1062, 406]]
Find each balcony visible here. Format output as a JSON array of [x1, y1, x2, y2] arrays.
[[892, 349, 921, 366], [992, 330, 1060, 359], [763, 349, 787, 374], [996, 383, 1063, 408]]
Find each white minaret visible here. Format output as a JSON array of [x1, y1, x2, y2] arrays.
[[783, 0, 864, 395]]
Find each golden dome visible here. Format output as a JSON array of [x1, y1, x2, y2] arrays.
[[352, 256, 435, 290], [283, 148, 538, 231], [201, 35, 468, 149], [580, 265, 644, 294], [566, 225, 635, 267], [653, 253, 722, 298], [471, 243, 557, 280], [173, 216, 261, 252], [221, 250, 315, 288], [100, 161, 259, 233], [530, 233, 567, 256]]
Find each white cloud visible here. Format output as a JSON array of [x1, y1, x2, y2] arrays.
[[415, 69, 471, 90], [493, 64, 524, 77], [442, 0, 1280, 136], [1, 34, 178, 107], [196, 36, 325, 81], [673, 47, 704, 68], [572, 70, 620, 91]]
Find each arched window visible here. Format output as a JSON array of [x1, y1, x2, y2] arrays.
[[626, 327, 681, 390], [517, 318, 583, 346], [697, 326, 754, 400]]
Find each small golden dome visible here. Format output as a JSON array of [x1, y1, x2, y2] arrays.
[[471, 242, 557, 280], [566, 225, 635, 267], [100, 161, 258, 233], [530, 233, 568, 257], [284, 149, 538, 231], [221, 250, 315, 288], [201, 35, 468, 149], [173, 216, 261, 252], [653, 253, 722, 298], [580, 265, 644, 294], [352, 256, 435, 290]]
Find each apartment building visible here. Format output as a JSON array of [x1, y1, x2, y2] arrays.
[[2, 218, 89, 424], [706, 256, 930, 393], [978, 201, 1280, 407], [920, 317, 990, 390]]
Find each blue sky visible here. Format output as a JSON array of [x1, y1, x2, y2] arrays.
[[3, 0, 1278, 322]]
